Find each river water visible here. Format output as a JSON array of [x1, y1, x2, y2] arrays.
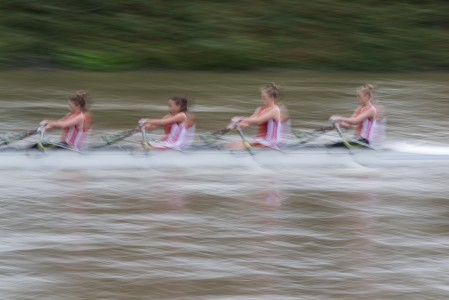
[[0, 71, 448, 299]]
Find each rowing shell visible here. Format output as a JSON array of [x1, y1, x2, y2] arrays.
[[0, 145, 448, 170]]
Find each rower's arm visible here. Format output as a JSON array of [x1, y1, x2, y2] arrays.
[[337, 107, 375, 125], [46, 114, 83, 130], [249, 108, 261, 118], [145, 113, 186, 128], [242, 107, 280, 126], [228, 108, 261, 128]]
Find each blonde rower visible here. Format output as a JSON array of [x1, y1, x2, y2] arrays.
[[229, 83, 282, 149], [330, 84, 386, 147]]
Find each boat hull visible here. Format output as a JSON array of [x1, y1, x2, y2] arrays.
[[1, 147, 448, 170]]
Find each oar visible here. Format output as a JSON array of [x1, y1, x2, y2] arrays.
[[210, 118, 243, 138], [211, 127, 233, 137], [225, 118, 256, 155], [333, 121, 353, 152], [0, 129, 37, 146], [35, 124, 57, 151], [236, 128, 254, 155], [199, 119, 242, 146], [294, 124, 334, 145], [100, 128, 138, 145], [138, 122, 155, 150], [87, 128, 139, 149]]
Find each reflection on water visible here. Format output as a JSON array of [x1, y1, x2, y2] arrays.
[[1, 168, 448, 299], [0, 71, 448, 299]]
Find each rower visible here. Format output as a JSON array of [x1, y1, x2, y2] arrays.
[[138, 96, 193, 150], [228, 83, 282, 150], [39, 91, 92, 150], [329, 84, 386, 148]]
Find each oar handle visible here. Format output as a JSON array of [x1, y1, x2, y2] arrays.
[[228, 118, 243, 130], [330, 119, 340, 128], [333, 121, 353, 149], [237, 128, 254, 155], [139, 122, 148, 144], [37, 124, 48, 141]]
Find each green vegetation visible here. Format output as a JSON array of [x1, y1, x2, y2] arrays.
[[1, 0, 448, 71]]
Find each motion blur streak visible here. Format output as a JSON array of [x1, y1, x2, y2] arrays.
[[0, 71, 448, 299]]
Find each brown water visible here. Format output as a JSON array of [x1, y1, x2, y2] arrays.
[[0, 71, 448, 299]]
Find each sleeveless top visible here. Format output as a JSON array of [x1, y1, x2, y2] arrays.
[[61, 112, 87, 149], [255, 108, 282, 147], [158, 113, 188, 148], [356, 106, 386, 145]]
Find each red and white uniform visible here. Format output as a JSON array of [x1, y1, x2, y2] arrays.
[[253, 108, 281, 148], [61, 113, 87, 149], [150, 113, 188, 149], [356, 106, 385, 145]]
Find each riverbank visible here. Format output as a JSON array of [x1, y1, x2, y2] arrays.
[[1, 1, 448, 71]]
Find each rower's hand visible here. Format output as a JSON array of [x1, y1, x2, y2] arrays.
[[138, 119, 148, 130], [236, 120, 249, 130], [329, 116, 341, 128], [227, 117, 242, 129], [38, 120, 48, 131]]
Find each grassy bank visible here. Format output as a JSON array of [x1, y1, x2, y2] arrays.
[[1, 0, 448, 71]]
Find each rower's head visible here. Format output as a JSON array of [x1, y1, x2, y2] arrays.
[[168, 96, 189, 114], [69, 91, 88, 113], [261, 83, 281, 106], [357, 84, 374, 106]]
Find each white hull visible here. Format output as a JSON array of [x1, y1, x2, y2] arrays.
[[1, 147, 449, 170]]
